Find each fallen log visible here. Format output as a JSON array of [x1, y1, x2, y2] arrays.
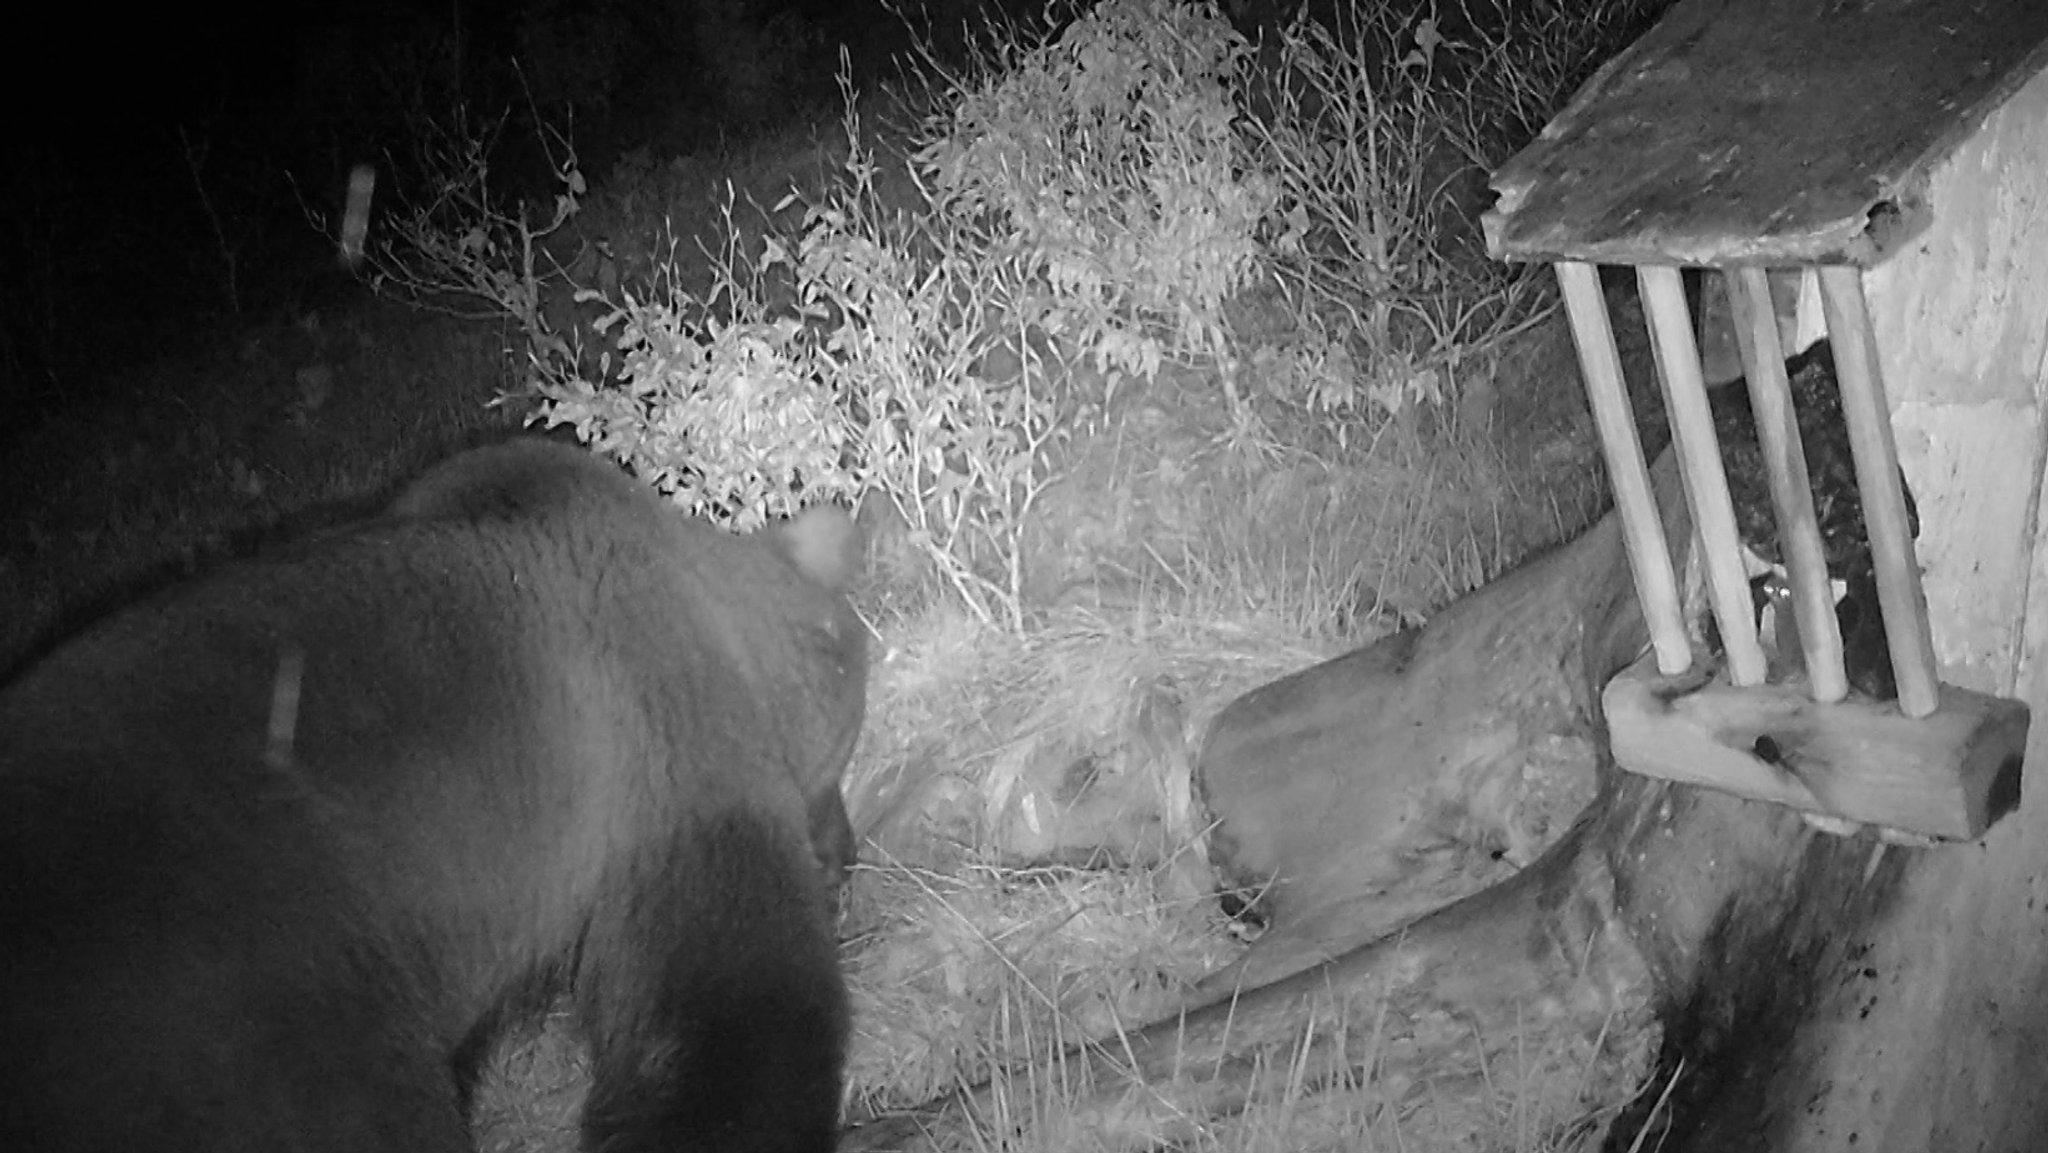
[[1189, 504, 1643, 994]]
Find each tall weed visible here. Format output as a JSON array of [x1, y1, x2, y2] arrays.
[[365, 0, 1656, 630]]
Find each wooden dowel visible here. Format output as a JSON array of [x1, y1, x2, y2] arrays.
[[1638, 265, 1768, 687], [1555, 261, 1691, 675], [1817, 266, 1941, 718], [1727, 267, 1849, 703]]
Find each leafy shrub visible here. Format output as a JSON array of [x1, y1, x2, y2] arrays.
[[534, 0, 1287, 626], [363, 0, 1660, 626], [917, 0, 1277, 384], [1240, 0, 1672, 423], [533, 204, 862, 529], [535, 88, 1063, 628]]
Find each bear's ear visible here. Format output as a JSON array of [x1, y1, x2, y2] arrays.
[[775, 506, 863, 592]]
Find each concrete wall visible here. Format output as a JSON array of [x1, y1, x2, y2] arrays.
[[1784, 59, 2048, 1153], [1864, 62, 2048, 695]]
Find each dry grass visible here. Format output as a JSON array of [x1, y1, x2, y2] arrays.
[[836, 601, 1335, 1114], [824, 571, 1633, 1151], [843, 595, 1341, 854], [840, 860, 1235, 1116], [1176, 413, 1604, 633]]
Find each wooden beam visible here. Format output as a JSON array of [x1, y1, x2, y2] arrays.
[[1726, 267, 1849, 702], [1639, 265, 1767, 685], [1484, 0, 2048, 266], [1605, 654, 2026, 841], [1556, 261, 1692, 675], [1817, 267, 1942, 718]]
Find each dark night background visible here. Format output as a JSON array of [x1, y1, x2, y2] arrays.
[[0, 0, 919, 439], [0, 0, 1622, 470]]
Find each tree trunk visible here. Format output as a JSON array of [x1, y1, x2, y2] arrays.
[[842, 451, 2048, 1151]]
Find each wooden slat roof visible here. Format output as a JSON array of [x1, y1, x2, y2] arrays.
[[1484, 0, 2048, 267]]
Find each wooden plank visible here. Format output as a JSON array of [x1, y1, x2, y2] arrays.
[[1818, 267, 1942, 718], [1605, 654, 2027, 841], [1638, 265, 1765, 685], [1556, 261, 1691, 675], [1484, 0, 2048, 266], [1726, 267, 1849, 702]]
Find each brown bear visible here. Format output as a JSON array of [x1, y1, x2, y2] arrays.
[[0, 438, 867, 1153]]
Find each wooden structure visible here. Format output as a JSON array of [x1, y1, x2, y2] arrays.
[[1483, 0, 2046, 842]]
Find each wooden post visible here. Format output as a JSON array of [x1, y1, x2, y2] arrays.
[[1556, 261, 1691, 675], [1817, 267, 1941, 718], [1638, 265, 1767, 686], [1726, 267, 1849, 702], [1606, 656, 2025, 840]]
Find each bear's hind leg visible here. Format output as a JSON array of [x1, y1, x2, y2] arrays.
[[574, 811, 848, 1153]]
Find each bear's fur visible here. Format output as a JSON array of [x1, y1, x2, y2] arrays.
[[0, 439, 866, 1153]]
